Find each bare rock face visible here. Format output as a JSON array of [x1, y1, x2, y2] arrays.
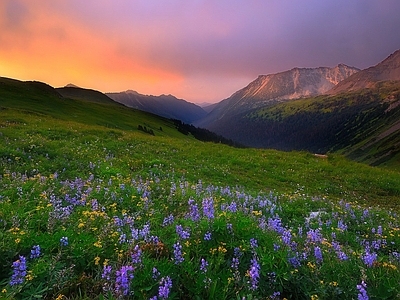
[[195, 64, 359, 127], [327, 50, 400, 95]]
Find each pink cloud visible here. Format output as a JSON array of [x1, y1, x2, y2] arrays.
[[1, 0, 400, 103]]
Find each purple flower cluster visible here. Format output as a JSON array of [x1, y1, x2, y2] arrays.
[[30, 245, 41, 259], [162, 214, 174, 227], [357, 280, 369, 300], [131, 245, 142, 265], [268, 216, 284, 234], [10, 256, 27, 286], [176, 225, 190, 240], [248, 256, 260, 290], [202, 197, 214, 220], [152, 267, 160, 280], [204, 231, 212, 241], [60, 236, 68, 247], [307, 228, 323, 244], [173, 241, 184, 264], [362, 250, 377, 267], [200, 258, 208, 274], [158, 276, 172, 299], [115, 265, 134, 296], [314, 246, 323, 263], [102, 265, 112, 281], [187, 198, 200, 222], [250, 238, 258, 250]]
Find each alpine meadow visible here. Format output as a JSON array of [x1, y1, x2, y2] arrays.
[[1, 72, 400, 300]]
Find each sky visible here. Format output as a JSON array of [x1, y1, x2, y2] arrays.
[[1, 1, 400, 104]]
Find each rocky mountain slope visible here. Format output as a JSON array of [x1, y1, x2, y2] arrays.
[[107, 90, 207, 124], [195, 64, 359, 128], [328, 49, 400, 94], [194, 49, 400, 167]]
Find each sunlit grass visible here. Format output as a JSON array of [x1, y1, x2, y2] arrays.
[[0, 101, 399, 299]]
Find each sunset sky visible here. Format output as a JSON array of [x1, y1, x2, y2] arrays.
[[1, 1, 400, 104]]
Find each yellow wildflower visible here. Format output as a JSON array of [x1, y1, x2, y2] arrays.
[[329, 281, 338, 287], [94, 241, 102, 248], [94, 256, 101, 265], [26, 271, 34, 281]]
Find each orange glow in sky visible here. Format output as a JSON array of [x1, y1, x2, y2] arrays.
[[1, 1, 400, 103]]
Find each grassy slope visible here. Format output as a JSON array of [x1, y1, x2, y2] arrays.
[[1, 78, 399, 210], [247, 81, 400, 168], [1, 78, 400, 299]]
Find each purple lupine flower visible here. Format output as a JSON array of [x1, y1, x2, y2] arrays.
[[298, 226, 303, 237], [131, 245, 142, 265], [176, 225, 190, 240], [204, 231, 212, 241], [158, 276, 172, 299], [357, 280, 369, 300], [362, 250, 377, 267], [173, 242, 184, 264], [140, 223, 151, 240], [227, 201, 238, 213], [377, 225, 383, 235], [231, 257, 240, 270], [162, 214, 174, 227], [102, 265, 112, 281], [288, 255, 301, 268], [119, 233, 127, 244], [202, 197, 214, 220], [187, 199, 200, 222], [10, 256, 27, 286], [30, 245, 41, 259], [337, 250, 348, 261], [227, 223, 233, 233], [314, 246, 323, 263], [268, 216, 284, 234], [307, 228, 323, 244], [273, 243, 280, 251], [152, 267, 161, 280], [281, 229, 292, 246], [248, 256, 260, 290], [271, 291, 281, 299], [60, 236, 68, 246], [91, 199, 99, 211], [337, 219, 348, 231], [250, 238, 258, 250], [115, 265, 134, 296], [200, 258, 208, 273]]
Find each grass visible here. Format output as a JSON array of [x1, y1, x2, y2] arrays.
[[0, 80, 400, 299]]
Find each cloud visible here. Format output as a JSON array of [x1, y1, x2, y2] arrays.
[[1, 0, 400, 102]]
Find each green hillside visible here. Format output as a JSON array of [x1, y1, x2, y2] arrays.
[[243, 81, 400, 169], [0, 77, 189, 139], [0, 78, 399, 299]]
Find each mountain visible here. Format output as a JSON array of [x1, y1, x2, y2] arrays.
[[56, 86, 121, 105], [195, 64, 359, 128], [193, 49, 400, 167], [107, 90, 207, 124], [328, 49, 400, 95]]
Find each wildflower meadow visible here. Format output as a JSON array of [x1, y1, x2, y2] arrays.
[[0, 104, 399, 299]]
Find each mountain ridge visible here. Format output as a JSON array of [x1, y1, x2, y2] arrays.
[[328, 49, 400, 95], [107, 90, 207, 124], [195, 64, 359, 128]]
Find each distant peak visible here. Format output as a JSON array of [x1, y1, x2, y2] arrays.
[[125, 89, 139, 94], [65, 83, 80, 88]]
